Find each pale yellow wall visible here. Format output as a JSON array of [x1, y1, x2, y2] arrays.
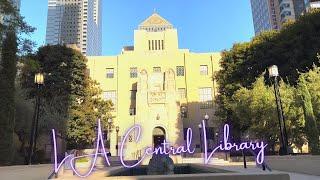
[[87, 17, 221, 159]]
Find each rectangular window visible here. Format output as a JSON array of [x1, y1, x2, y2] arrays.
[[158, 40, 161, 50], [130, 67, 138, 78], [148, 40, 151, 50], [199, 87, 213, 109], [176, 66, 185, 76], [200, 65, 208, 75], [103, 91, 117, 109], [155, 39, 158, 50], [106, 68, 114, 78], [162, 40, 164, 50], [129, 108, 136, 116], [178, 88, 186, 99], [153, 67, 161, 73]]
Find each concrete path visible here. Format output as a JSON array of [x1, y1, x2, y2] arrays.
[[0, 164, 52, 180], [0, 163, 319, 180], [212, 164, 320, 180]]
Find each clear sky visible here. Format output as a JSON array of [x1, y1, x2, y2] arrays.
[[20, 0, 254, 55]]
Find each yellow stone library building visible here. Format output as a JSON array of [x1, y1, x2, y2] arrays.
[[87, 13, 221, 160]]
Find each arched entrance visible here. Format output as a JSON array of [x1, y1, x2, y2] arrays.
[[153, 126, 166, 148]]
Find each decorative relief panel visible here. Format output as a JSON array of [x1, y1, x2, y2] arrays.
[[148, 91, 166, 104]]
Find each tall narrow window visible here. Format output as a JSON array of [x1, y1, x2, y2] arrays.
[[176, 66, 185, 76], [130, 67, 138, 78], [158, 40, 161, 50], [106, 68, 114, 78], [152, 40, 154, 50], [200, 65, 208, 75], [199, 88, 213, 109], [162, 40, 164, 50], [149, 40, 151, 50], [155, 40, 158, 50], [178, 88, 186, 99], [130, 90, 137, 100]]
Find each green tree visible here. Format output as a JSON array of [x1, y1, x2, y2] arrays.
[[0, 31, 17, 165], [67, 79, 113, 149], [230, 76, 278, 150], [216, 10, 320, 140], [21, 45, 88, 134], [0, 0, 35, 165], [230, 75, 306, 152], [21, 45, 113, 151], [279, 81, 306, 152], [297, 64, 320, 154]]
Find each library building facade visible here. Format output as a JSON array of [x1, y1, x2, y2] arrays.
[[87, 13, 221, 161]]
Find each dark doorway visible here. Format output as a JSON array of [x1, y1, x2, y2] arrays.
[[153, 135, 165, 148], [152, 126, 166, 148]]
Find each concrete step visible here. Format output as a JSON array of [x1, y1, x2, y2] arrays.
[[182, 157, 229, 165]]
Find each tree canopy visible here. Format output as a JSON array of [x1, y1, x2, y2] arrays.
[[20, 45, 113, 150], [216, 10, 320, 154], [0, 0, 34, 165]]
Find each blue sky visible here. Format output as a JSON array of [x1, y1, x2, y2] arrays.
[[20, 0, 254, 55]]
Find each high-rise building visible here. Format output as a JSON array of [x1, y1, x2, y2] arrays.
[[45, 0, 102, 56], [251, 0, 307, 35], [305, 0, 320, 11], [250, 0, 281, 35], [278, 0, 305, 23], [278, 0, 296, 23]]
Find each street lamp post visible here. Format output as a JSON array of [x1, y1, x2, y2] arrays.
[[268, 65, 288, 155], [116, 126, 119, 156], [28, 73, 44, 165], [204, 113, 209, 151], [198, 124, 203, 153], [242, 133, 249, 169], [107, 118, 113, 147]]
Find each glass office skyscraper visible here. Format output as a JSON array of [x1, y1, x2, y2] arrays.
[[45, 0, 102, 56]]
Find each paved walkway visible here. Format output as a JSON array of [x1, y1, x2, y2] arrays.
[[0, 164, 52, 180], [0, 163, 319, 180], [212, 163, 320, 180]]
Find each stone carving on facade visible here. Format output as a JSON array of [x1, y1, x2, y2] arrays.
[[165, 68, 176, 92], [139, 13, 173, 28], [138, 69, 148, 91], [148, 91, 166, 104]]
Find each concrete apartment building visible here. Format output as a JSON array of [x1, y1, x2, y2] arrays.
[[45, 0, 102, 56]]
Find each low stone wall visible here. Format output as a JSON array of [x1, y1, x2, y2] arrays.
[[230, 156, 256, 162], [266, 155, 320, 176]]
